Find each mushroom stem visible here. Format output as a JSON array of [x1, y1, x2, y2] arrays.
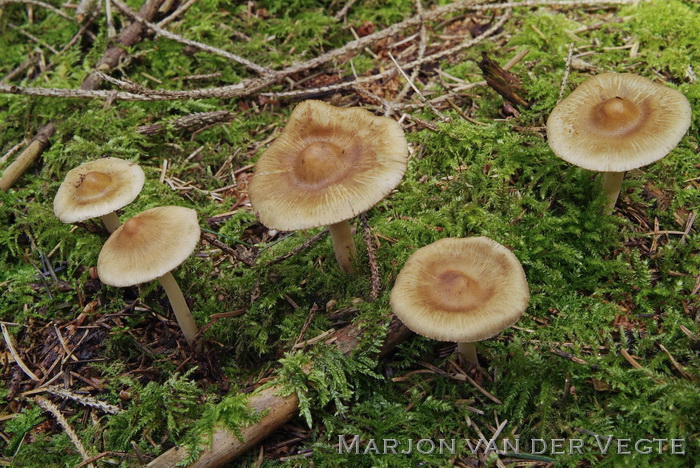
[[601, 171, 625, 214], [100, 212, 121, 233], [457, 342, 479, 366], [328, 220, 357, 274], [157, 271, 199, 347]]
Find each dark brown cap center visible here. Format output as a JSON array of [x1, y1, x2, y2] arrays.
[[427, 269, 493, 313], [121, 216, 143, 237], [75, 171, 113, 202], [592, 97, 643, 135], [294, 141, 350, 186]]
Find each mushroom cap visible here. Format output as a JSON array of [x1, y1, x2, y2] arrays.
[[390, 237, 529, 343], [547, 73, 691, 172], [248, 100, 408, 231], [97, 206, 200, 287], [54, 158, 145, 223]]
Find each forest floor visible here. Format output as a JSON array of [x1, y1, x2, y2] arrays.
[[1, 0, 699, 466]]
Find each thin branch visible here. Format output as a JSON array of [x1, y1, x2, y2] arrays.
[[156, 0, 198, 27], [110, 0, 273, 75], [557, 42, 574, 103], [35, 396, 94, 468], [0, 124, 55, 191], [265, 13, 511, 100], [1, 323, 40, 381], [105, 0, 117, 38], [333, 0, 357, 21], [0, 0, 75, 21]]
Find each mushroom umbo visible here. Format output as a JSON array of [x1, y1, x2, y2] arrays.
[[97, 206, 201, 346], [248, 100, 408, 273], [54, 157, 145, 232], [390, 237, 529, 365], [547, 73, 691, 213]]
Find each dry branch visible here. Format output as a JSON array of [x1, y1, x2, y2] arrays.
[[478, 51, 530, 109], [0, 0, 633, 104], [136, 110, 236, 135], [148, 317, 412, 467], [109, 0, 273, 75], [35, 395, 94, 468], [0, 124, 55, 191]]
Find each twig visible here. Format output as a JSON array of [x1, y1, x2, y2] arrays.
[[8, 23, 59, 54], [360, 214, 381, 301], [333, 0, 357, 20], [265, 13, 511, 100], [265, 230, 329, 266], [110, 0, 273, 75], [75, 0, 97, 21], [657, 343, 692, 381], [1, 323, 40, 381], [201, 232, 256, 267], [557, 43, 574, 103], [0, 0, 74, 21], [294, 304, 319, 347], [388, 51, 449, 121], [0, 124, 55, 191], [0, 138, 28, 165], [156, 0, 197, 27], [148, 318, 412, 467], [389, 0, 427, 115], [136, 110, 235, 135], [35, 396, 94, 468], [105, 0, 117, 38], [47, 386, 123, 414], [1, 54, 40, 83]]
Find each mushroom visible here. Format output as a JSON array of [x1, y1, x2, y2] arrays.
[[248, 100, 408, 273], [97, 206, 201, 346], [547, 72, 691, 213], [54, 157, 145, 232], [390, 237, 529, 365]]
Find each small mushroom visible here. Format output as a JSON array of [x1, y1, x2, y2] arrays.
[[248, 100, 408, 273], [390, 237, 529, 365], [54, 157, 145, 232], [547, 73, 691, 213], [97, 206, 201, 346]]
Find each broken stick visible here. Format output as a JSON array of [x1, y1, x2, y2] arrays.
[[147, 317, 412, 467]]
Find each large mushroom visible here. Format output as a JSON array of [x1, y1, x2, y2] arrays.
[[97, 206, 201, 346], [248, 100, 408, 273], [547, 73, 691, 213], [390, 237, 529, 365], [54, 157, 145, 232]]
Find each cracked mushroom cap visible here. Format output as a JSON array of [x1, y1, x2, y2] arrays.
[[547, 73, 691, 173], [97, 206, 200, 287], [248, 100, 408, 231], [390, 237, 529, 343], [54, 158, 145, 223]]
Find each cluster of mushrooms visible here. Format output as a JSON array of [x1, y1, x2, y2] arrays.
[[52, 71, 691, 367], [54, 158, 201, 346]]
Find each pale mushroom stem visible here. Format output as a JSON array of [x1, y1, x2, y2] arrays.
[[100, 212, 121, 233], [157, 271, 199, 347], [601, 171, 625, 214], [328, 220, 357, 274], [457, 342, 480, 366]]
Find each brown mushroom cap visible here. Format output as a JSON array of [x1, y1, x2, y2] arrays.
[[54, 157, 145, 223], [97, 206, 200, 287], [248, 100, 408, 230], [390, 237, 529, 343], [547, 73, 691, 172]]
